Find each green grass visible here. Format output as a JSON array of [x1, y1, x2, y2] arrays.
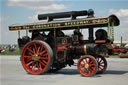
[[0, 48, 20, 55]]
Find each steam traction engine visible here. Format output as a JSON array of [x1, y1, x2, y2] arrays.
[[9, 9, 120, 77]]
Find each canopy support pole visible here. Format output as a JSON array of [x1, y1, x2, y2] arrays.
[[108, 19, 110, 40], [18, 31, 20, 39], [88, 26, 94, 42], [26, 30, 28, 36], [112, 21, 114, 41]]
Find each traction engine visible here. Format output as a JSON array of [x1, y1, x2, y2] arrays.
[[9, 9, 120, 77]]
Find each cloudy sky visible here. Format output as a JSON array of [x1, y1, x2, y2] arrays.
[[0, 0, 128, 44]]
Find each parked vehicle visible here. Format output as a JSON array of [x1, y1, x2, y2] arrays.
[[113, 47, 126, 53]]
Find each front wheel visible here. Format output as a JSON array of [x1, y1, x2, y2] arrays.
[[78, 55, 98, 77], [21, 40, 53, 74]]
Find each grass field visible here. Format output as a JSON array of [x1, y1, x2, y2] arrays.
[[0, 48, 20, 55]]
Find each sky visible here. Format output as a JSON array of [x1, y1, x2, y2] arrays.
[[0, 0, 128, 44]]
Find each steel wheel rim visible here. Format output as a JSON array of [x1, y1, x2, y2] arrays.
[[78, 56, 97, 77], [96, 56, 107, 74], [21, 41, 49, 74]]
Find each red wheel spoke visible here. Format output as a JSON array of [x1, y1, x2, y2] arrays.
[[32, 64, 36, 72], [28, 52, 33, 56], [34, 43, 38, 53], [36, 62, 39, 70], [33, 48, 36, 54], [40, 57, 48, 60], [38, 60, 45, 66], [82, 60, 86, 64], [37, 46, 40, 54], [85, 58, 88, 63], [27, 64, 31, 69], [42, 53, 48, 57], [39, 46, 43, 53], [90, 67, 95, 71], [40, 50, 46, 55], [32, 61, 35, 68], [39, 63, 42, 70], [90, 64, 95, 67], [43, 60, 47, 65], [89, 68, 93, 72], [26, 61, 33, 66], [27, 48, 34, 54], [26, 57, 32, 63], [87, 58, 90, 64], [89, 60, 93, 64], [24, 56, 32, 58]]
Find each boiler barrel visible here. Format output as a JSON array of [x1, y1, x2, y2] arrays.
[[71, 44, 105, 55]]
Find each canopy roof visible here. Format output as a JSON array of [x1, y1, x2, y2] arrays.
[[9, 15, 120, 31]]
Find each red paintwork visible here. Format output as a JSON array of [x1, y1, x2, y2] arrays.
[[57, 46, 67, 50], [95, 40, 106, 43], [21, 41, 49, 74]]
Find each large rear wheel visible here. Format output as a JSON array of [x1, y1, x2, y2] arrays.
[[78, 55, 98, 77], [21, 40, 53, 74]]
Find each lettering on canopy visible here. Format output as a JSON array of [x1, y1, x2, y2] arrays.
[[9, 18, 108, 31]]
